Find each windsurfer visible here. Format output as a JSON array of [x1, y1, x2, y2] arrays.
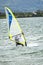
[[9, 32, 27, 46], [15, 32, 27, 46]]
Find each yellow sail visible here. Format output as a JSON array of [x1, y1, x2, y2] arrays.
[[5, 7, 26, 46]]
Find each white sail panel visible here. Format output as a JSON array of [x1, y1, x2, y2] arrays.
[[10, 17, 22, 35], [5, 7, 22, 36]]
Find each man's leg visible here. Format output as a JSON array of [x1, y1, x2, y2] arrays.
[[16, 42, 24, 46]]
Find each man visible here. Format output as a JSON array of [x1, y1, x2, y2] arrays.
[[15, 32, 27, 46], [9, 32, 27, 46]]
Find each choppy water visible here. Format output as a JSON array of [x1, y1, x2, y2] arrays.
[[0, 17, 43, 65]]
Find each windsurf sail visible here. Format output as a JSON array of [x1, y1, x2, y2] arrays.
[[5, 7, 26, 46]]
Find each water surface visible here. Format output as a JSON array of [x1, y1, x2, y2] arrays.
[[0, 17, 43, 65]]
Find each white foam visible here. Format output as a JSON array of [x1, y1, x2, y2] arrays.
[[27, 43, 38, 47]]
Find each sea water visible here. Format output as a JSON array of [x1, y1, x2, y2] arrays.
[[0, 17, 43, 65]]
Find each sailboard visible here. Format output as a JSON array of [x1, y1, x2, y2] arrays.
[[5, 7, 26, 46]]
